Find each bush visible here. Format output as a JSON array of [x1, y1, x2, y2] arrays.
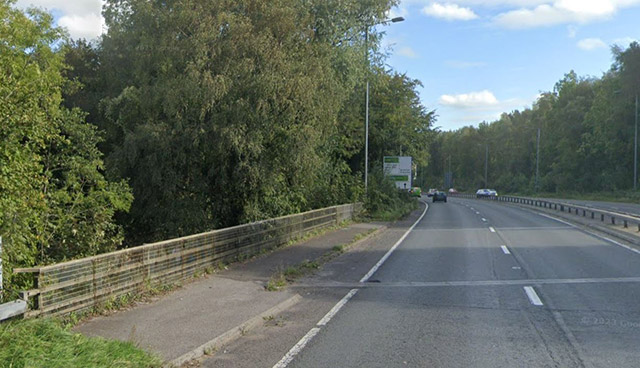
[[365, 168, 418, 220]]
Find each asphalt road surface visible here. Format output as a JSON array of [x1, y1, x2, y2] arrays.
[[538, 197, 640, 217], [205, 197, 640, 368]]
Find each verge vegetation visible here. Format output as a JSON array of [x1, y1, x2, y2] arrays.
[[426, 43, 640, 197], [1, 0, 433, 297], [0, 318, 161, 368]]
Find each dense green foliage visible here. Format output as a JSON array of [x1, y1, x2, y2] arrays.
[[1, 0, 433, 295], [62, 0, 434, 244], [427, 43, 640, 195], [0, 0, 131, 294], [0, 318, 161, 367]]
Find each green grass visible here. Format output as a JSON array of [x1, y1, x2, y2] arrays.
[[366, 199, 419, 222], [265, 273, 287, 291], [0, 318, 162, 368]]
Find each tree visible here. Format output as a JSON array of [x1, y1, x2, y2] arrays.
[[0, 1, 131, 295]]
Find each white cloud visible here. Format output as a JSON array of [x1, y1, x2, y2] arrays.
[[58, 13, 105, 40], [577, 37, 607, 50], [492, 0, 640, 29], [15, 0, 101, 15], [567, 25, 578, 38], [422, 2, 479, 21], [613, 37, 638, 46], [403, 0, 548, 6], [439, 90, 499, 108], [397, 47, 418, 58], [387, 5, 409, 20], [15, 0, 105, 40]]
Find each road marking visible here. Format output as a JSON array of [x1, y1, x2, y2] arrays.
[[360, 202, 430, 282], [537, 212, 640, 256], [524, 286, 544, 306], [274, 202, 430, 368], [481, 218, 487, 222], [512, 266, 521, 270], [501, 245, 511, 254], [537, 213, 575, 228], [489, 227, 496, 233], [293, 276, 640, 289], [470, 207, 475, 210], [317, 289, 358, 326], [272, 327, 321, 368], [476, 211, 480, 215]]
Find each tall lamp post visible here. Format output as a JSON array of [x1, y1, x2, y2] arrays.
[[364, 16, 405, 194], [635, 94, 638, 191]]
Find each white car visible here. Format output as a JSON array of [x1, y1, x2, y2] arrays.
[[476, 189, 498, 198]]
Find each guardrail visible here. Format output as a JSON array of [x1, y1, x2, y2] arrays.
[[14, 203, 362, 318], [452, 193, 640, 233], [0, 300, 27, 322]]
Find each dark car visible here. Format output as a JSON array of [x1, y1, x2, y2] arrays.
[[432, 191, 447, 203]]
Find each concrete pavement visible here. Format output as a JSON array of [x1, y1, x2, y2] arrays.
[[74, 221, 383, 365]]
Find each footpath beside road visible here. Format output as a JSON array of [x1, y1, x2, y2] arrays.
[[74, 221, 385, 367]]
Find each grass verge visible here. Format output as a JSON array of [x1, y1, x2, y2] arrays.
[[265, 227, 379, 291], [365, 198, 419, 222], [0, 318, 161, 368]]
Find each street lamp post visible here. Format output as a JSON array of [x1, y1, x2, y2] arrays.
[[364, 16, 405, 195], [484, 144, 488, 188], [535, 127, 540, 192], [635, 94, 638, 191]]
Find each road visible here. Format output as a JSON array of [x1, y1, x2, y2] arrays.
[[204, 197, 640, 368], [537, 197, 640, 217]]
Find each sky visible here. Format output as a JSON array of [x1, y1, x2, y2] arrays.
[[13, 0, 640, 131], [383, 0, 640, 130]]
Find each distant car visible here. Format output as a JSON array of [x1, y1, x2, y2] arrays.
[[476, 188, 498, 198], [432, 191, 447, 203], [427, 188, 438, 197], [448, 188, 458, 194], [409, 187, 422, 197]]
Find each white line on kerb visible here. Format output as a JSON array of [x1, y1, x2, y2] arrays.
[[537, 212, 640, 256], [272, 327, 321, 368], [360, 203, 430, 282], [524, 286, 544, 306], [501, 245, 511, 255], [489, 227, 496, 233], [317, 289, 358, 326], [481, 218, 487, 222], [273, 202, 429, 368]]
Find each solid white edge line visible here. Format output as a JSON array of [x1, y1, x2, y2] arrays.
[[537, 212, 640, 256], [524, 286, 544, 306], [359, 201, 430, 282], [273, 202, 429, 368], [317, 289, 358, 326], [272, 327, 321, 368], [489, 227, 496, 233], [536, 213, 576, 228], [501, 245, 511, 255]]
